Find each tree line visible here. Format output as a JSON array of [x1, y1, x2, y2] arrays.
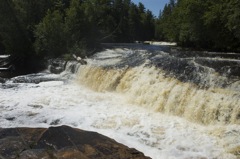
[[0, 0, 239, 72], [155, 0, 240, 52], [0, 0, 155, 59]]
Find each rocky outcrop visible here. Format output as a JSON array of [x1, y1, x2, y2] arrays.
[[48, 59, 67, 74], [0, 125, 150, 159]]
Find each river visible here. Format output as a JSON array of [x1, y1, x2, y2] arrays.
[[0, 43, 240, 159]]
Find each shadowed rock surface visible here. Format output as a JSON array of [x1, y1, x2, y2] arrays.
[[0, 125, 150, 159]]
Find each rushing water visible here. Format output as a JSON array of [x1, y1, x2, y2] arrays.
[[0, 43, 240, 159]]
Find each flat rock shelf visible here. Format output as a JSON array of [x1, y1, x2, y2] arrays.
[[0, 125, 150, 159]]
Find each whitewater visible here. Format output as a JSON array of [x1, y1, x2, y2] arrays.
[[0, 43, 240, 159]]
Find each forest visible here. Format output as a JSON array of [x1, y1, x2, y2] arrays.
[[0, 0, 154, 58], [0, 0, 240, 72], [156, 0, 240, 52]]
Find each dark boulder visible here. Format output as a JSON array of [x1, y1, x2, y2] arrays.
[[48, 59, 67, 74], [0, 77, 5, 83], [0, 125, 150, 159]]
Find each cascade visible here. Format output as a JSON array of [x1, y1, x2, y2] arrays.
[[1, 44, 240, 158], [76, 44, 240, 125]]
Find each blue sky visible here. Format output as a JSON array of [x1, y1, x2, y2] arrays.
[[132, 0, 169, 17]]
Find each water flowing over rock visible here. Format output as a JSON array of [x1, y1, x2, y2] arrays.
[[0, 43, 239, 159], [48, 57, 87, 74], [77, 44, 240, 125], [0, 125, 150, 159]]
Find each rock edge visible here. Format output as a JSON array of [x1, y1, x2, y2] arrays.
[[0, 125, 151, 159]]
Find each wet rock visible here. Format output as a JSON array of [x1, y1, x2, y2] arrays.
[[5, 117, 16, 121], [48, 59, 67, 74], [11, 73, 62, 84], [0, 77, 6, 83], [0, 125, 150, 159]]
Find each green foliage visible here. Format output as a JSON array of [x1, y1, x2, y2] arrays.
[[0, 0, 32, 57], [2, 0, 239, 62], [69, 41, 88, 58], [34, 10, 66, 57], [34, 0, 156, 58], [226, 0, 240, 40], [62, 54, 73, 61], [1, 0, 156, 62], [156, 0, 240, 52], [65, 0, 99, 57]]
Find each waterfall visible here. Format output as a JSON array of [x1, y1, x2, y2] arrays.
[[1, 44, 239, 158], [75, 44, 240, 125]]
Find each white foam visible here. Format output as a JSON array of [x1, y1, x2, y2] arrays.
[[145, 41, 177, 46], [37, 81, 64, 87], [0, 78, 238, 159], [0, 55, 10, 58]]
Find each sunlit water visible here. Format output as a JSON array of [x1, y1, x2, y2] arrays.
[[0, 44, 240, 159]]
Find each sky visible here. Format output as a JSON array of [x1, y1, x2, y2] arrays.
[[132, 0, 169, 17]]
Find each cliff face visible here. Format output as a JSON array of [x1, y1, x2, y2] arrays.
[[0, 125, 150, 159]]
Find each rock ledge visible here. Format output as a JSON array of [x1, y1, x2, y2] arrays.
[[0, 125, 150, 159]]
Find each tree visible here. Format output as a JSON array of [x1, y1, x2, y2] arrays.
[[155, 2, 177, 42], [0, 0, 32, 57], [64, 0, 94, 57], [155, 0, 240, 52], [226, 0, 240, 40], [175, 0, 208, 47], [34, 10, 66, 57]]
